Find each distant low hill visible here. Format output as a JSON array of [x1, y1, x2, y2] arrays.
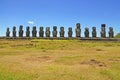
[[115, 33, 120, 38]]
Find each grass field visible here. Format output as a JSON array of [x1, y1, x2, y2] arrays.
[[0, 39, 120, 80]]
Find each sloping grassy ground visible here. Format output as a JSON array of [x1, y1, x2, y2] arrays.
[[0, 39, 120, 80]]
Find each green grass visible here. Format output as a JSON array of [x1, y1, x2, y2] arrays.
[[0, 39, 120, 80]]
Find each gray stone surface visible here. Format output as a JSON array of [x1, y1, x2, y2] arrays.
[[3, 23, 115, 39], [6, 28, 10, 37], [75, 23, 81, 37], [46, 27, 50, 37], [32, 26, 37, 37], [19, 25, 23, 37], [13, 26, 16, 37], [84, 27, 89, 38], [92, 27, 97, 37], [60, 27, 65, 37], [68, 27, 73, 37], [109, 27, 114, 38], [52, 26, 57, 37], [100, 24, 106, 38], [39, 27, 44, 37], [26, 26, 30, 37]]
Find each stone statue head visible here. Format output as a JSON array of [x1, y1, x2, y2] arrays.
[[85, 27, 89, 31], [53, 26, 57, 31], [19, 25, 23, 30], [26, 26, 29, 31], [46, 27, 50, 31], [13, 26, 16, 31], [60, 27, 64, 31], [109, 27, 113, 31], [7, 28, 9, 31], [33, 26, 36, 30], [101, 24, 106, 27], [92, 27, 96, 31], [76, 23, 80, 29], [40, 27, 43, 31], [101, 24, 106, 31], [69, 27, 72, 31]]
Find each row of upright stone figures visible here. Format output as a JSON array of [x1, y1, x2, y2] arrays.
[[6, 23, 114, 38]]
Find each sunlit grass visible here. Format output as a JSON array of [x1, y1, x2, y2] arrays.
[[0, 39, 120, 80]]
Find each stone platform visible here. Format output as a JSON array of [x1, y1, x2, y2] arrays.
[[0, 37, 120, 41]]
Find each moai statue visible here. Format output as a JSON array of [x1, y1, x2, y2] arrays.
[[52, 26, 57, 37], [26, 26, 30, 37], [75, 23, 81, 37], [6, 28, 10, 37], [19, 25, 23, 37], [59, 27, 65, 37], [84, 27, 89, 38], [13, 26, 16, 37], [68, 27, 73, 37], [92, 27, 97, 37], [100, 24, 106, 38], [39, 27, 44, 37], [46, 27, 50, 37], [32, 26, 37, 37], [109, 27, 114, 38]]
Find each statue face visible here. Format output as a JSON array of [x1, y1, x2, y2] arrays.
[[13, 27, 16, 30], [62, 28, 64, 31], [92, 27, 96, 31], [33, 27, 36, 30], [85, 28, 89, 31], [40, 27, 43, 30], [69, 28, 72, 31], [101, 24, 106, 27], [53, 26, 57, 31], [26, 27, 29, 30], [76, 23, 80, 29], [102, 27, 105, 31], [20, 25, 23, 30], [60, 27, 64, 31], [7, 28, 9, 31], [46, 27, 50, 31], [109, 27, 113, 31]]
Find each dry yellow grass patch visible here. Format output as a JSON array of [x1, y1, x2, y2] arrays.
[[0, 39, 120, 80]]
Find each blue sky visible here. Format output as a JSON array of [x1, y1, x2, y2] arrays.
[[0, 0, 120, 37]]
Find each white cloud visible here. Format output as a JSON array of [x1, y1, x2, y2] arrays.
[[28, 21, 34, 25]]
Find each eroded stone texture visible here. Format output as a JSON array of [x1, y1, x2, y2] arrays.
[[32, 26, 37, 37], [39, 27, 44, 37], [52, 26, 57, 37], [26, 26, 30, 37], [100, 24, 106, 38], [75, 23, 81, 37], [13, 26, 16, 37], [60, 27, 65, 37], [109, 27, 114, 38], [92, 27, 97, 37], [6, 27, 10, 37], [84, 27, 89, 38], [46, 27, 50, 37], [68, 27, 73, 37], [19, 25, 23, 37]]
